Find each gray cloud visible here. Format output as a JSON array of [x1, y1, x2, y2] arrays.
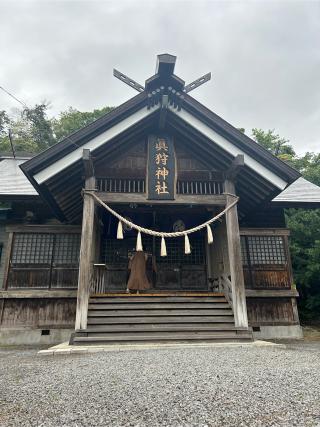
[[0, 0, 319, 154]]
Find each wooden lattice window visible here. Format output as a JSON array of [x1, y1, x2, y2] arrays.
[[240, 236, 248, 266], [155, 237, 205, 265], [7, 232, 80, 289], [102, 236, 205, 266], [240, 233, 291, 289], [11, 233, 54, 265], [53, 234, 81, 264], [247, 236, 286, 265]]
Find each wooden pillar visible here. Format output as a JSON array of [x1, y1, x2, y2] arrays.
[[3, 232, 14, 289], [224, 161, 248, 328], [75, 150, 96, 331], [291, 297, 301, 324]]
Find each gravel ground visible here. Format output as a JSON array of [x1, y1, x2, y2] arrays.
[[0, 342, 320, 427]]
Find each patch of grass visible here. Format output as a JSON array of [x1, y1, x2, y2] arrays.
[[302, 325, 320, 341]]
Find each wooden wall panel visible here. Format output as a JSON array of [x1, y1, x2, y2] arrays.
[[0, 298, 76, 328], [251, 270, 290, 289], [95, 138, 215, 181], [8, 269, 51, 289], [247, 297, 296, 326], [243, 268, 290, 289], [95, 140, 147, 178], [240, 206, 286, 228]]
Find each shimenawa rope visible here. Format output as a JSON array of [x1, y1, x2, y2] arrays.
[[83, 190, 239, 256]]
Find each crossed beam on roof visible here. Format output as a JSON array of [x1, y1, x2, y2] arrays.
[[113, 68, 211, 94]]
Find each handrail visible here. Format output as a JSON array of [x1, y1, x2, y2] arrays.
[[219, 274, 233, 311], [91, 264, 108, 294], [96, 176, 224, 195]]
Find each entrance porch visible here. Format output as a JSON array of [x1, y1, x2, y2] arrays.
[[74, 154, 250, 343], [92, 204, 215, 293]]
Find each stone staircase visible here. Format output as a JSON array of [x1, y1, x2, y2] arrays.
[[70, 293, 253, 345]]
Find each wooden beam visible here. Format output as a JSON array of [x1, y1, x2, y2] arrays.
[[75, 151, 96, 331], [245, 289, 299, 298], [156, 54, 176, 77], [82, 149, 95, 180], [0, 290, 77, 299], [159, 95, 169, 129], [224, 179, 248, 328], [96, 192, 227, 206], [3, 232, 13, 290], [167, 115, 232, 168], [225, 154, 244, 180], [5, 225, 80, 233], [240, 228, 290, 236], [184, 72, 211, 93], [113, 69, 144, 93]]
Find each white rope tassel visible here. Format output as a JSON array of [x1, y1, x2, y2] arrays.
[[160, 236, 167, 257], [87, 191, 239, 239], [117, 220, 124, 239], [207, 224, 213, 244], [136, 231, 143, 251], [184, 234, 191, 254]]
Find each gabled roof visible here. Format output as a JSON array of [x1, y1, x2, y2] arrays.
[[272, 177, 320, 207], [179, 94, 300, 184], [0, 158, 38, 197], [23, 90, 149, 177], [20, 54, 303, 222]]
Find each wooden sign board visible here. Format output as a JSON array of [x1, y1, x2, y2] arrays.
[[147, 135, 176, 200]]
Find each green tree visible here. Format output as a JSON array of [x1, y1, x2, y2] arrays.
[[51, 106, 114, 142], [0, 110, 10, 138], [0, 103, 54, 153], [286, 209, 320, 321], [23, 104, 55, 150], [0, 104, 114, 153], [252, 128, 296, 162], [291, 152, 320, 186], [252, 128, 320, 322]]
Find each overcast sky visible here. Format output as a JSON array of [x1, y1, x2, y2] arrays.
[[0, 0, 319, 154]]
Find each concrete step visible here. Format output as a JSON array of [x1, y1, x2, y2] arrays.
[[87, 309, 233, 317], [88, 302, 231, 310], [73, 331, 253, 344], [72, 294, 254, 345], [91, 292, 224, 298], [89, 297, 227, 304], [87, 315, 235, 325], [85, 324, 248, 333]]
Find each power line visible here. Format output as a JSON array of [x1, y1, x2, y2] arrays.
[[0, 85, 28, 108], [0, 85, 82, 152]]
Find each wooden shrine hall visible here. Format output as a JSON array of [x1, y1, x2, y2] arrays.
[[1, 54, 320, 345]]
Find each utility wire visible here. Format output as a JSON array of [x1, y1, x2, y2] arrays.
[[0, 85, 28, 108], [0, 84, 83, 151]]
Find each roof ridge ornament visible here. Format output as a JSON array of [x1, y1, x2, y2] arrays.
[[113, 69, 145, 93], [183, 72, 212, 93], [113, 54, 212, 95]]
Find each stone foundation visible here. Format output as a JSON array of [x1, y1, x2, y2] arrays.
[[0, 328, 73, 346], [252, 325, 303, 340]]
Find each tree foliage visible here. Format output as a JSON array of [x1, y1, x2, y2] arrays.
[[252, 128, 296, 162], [51, 106, 113, 142], [286, 209, 320, 321], [0, 111, 10, 138], [252, 128, 320, 322], [0, 103, 114, 153], [291, 152, 320, 187]]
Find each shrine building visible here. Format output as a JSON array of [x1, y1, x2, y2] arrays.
[[1, 54, 320, 345]]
